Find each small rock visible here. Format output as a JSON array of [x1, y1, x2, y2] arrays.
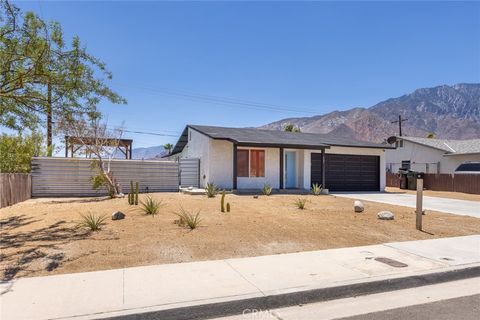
[[253, 195, 259, 199], [354, 200, 364, 213], [377, 211, 394, 220], [112, 211, 125, 220]]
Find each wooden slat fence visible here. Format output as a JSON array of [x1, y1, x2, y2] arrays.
[[386, 172, 480, 194], [32, 157, 180, 197], [0, 173, 31, 208]]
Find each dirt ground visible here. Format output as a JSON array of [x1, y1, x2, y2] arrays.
[[385, 187, 480, 201], [1, 192, 479, 280]]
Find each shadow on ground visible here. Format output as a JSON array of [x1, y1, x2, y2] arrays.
[[0, 214, 90, 283]]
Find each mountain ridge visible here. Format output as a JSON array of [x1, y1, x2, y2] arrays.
[[261, 83, 480, 142]]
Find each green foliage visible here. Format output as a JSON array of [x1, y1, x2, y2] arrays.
[[295, 198, 307, 209], [226, 202, 231, 212], [427, 133, 435, 139], [0, 0, 126, 132], [311, 183, 322, 196], [284, 123, 301, 133], [135, 181, 139, 205], [78, 213, 107, 231], [163, 143, 174, 155], [89, 160, 115, 198], [139, 195, 162, 216], [0, 132, 44, 172], [262, 183, 273, 196], [205, 182, 217, 198], [220, 190, 225, 212], [175, 207, 202, 230]]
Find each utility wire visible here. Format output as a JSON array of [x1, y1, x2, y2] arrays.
[[113, 83, 321, 115]]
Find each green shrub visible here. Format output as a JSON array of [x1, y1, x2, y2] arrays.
[[226, 202, 231, 212], [139, 195, 162, 216], [311, 183, 322, 196], [205, 183, 217, 198], [295, 198, 307, 210], [175, 207, 202, 229], [221, 190, 226, 212], [78, 213, 107, 231], [262, 183, 273, 196]]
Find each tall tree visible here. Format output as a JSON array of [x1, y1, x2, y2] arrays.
[[0, 0, 126, 154]]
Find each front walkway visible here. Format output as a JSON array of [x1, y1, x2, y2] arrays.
[[1, 235, 479, 320], [333, 192, 480, 218]]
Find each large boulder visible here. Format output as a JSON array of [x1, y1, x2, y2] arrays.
[[354, 200, 364, 213], [112, 211, 125, 220], [377, 211, 394, 220]]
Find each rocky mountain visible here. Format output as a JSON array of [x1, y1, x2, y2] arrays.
[[262, 83, 480, 142], [131, 145, 167, 159]]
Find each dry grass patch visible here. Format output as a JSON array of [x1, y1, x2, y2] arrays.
[[1, 192, 479, 280]]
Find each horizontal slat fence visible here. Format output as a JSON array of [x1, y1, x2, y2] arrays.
[[386, 172, 480, 194], [0, 173, 31, 208], [179, 158, 200, 188], [32, 157, 179, 197]]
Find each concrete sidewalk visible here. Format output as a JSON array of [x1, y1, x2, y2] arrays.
[[1, 235, 479, 320], [333, 192, 480, 218]]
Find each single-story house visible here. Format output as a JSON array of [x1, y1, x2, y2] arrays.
[[385, 136, 480, 174], [169, 125, 393, 192]]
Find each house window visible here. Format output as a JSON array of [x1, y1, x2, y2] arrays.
[[401, 160, 411, 170], [250, 150, 265, 177], [236, 149, 265, 178], [237, 150, 249, 177]]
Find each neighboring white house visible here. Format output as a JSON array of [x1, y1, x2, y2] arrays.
[[385, 136, 480, 174], [169, 125, 393, 192]]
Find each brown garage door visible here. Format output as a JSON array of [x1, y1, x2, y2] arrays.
[[311, 153, 380, 191]]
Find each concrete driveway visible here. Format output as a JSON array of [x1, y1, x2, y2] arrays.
[[333, 192, 480, 218]]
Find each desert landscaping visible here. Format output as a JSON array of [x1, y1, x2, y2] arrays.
[[1, 192, 479, 281]]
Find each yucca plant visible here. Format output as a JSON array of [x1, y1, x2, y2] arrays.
[[295, 198, 307, 210], [78, 213, 107, 231], [205, 182, 217, 198], [139, 195, 162, 216], [262, 183, 273, 196], [174, 207, 202, 229], [311, 183, 322, 196]]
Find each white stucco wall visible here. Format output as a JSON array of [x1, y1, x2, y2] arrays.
[[237, 147, 280, 189], [385, 140, 480, 174]]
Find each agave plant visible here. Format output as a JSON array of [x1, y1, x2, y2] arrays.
[[311, 183, 322, 196], [139, 195, 162, 216], [78, 213, 107, 231], [174, 207, 202, 230], [295, 198, 307, 210], [205, 182, 217, 198], [262, 183, 273, 196]]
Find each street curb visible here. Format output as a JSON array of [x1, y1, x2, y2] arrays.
[[104, 265, 480, 320]]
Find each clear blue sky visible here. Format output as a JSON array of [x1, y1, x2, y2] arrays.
[[12, 1, 480, 148]]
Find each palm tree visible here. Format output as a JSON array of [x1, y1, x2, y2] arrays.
[[164, 143, 174, 155], [284, 123, 301, 132]]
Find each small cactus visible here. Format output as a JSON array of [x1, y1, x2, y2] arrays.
[[226, 202, 230, 212], [220, 190, 225, 212], [135, 181, 139, 205]]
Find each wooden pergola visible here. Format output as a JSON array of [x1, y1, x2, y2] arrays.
[[65, 136, 133, 159]]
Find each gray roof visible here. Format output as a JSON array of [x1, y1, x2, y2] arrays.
[[171, 124, 391, 155], [399, 136, 480, 155]]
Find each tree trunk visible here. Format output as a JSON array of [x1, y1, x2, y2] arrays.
[[47, 81, 53, 156]]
